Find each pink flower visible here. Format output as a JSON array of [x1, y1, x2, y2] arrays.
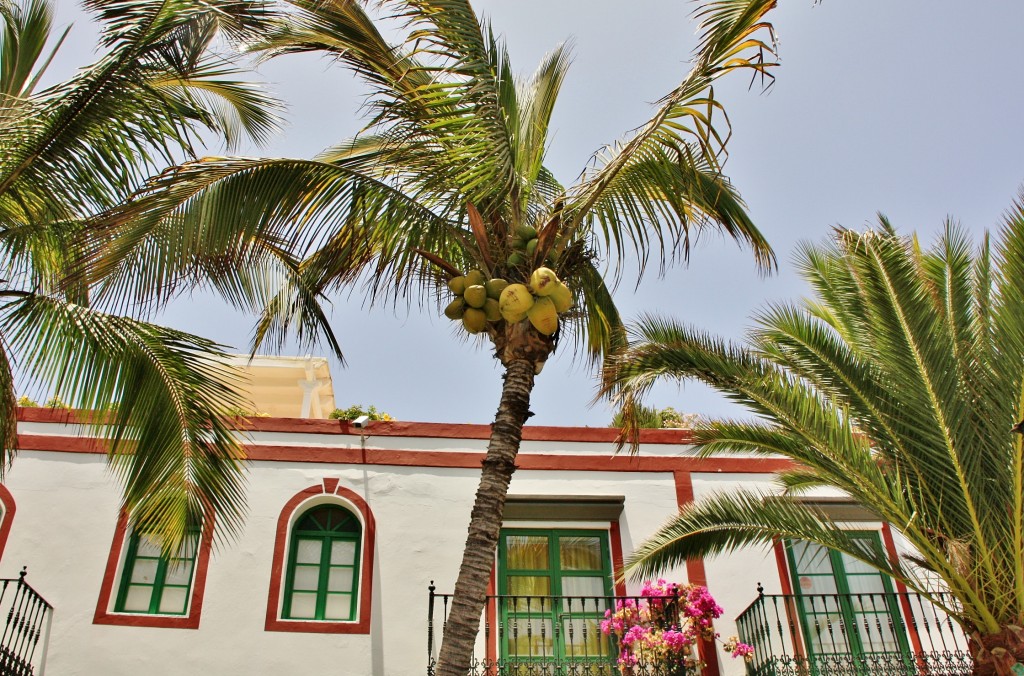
[[601, 580, 754, 667]]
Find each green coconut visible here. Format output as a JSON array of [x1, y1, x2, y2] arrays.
[[443, 297, 466, 320], [527, 296, 558, 335], [447, 276, 466, 295], [549, 282, 572, 313], [511, 237, 527, 251], [526, 238, 539, 257], [516, 225, 538, 240], [464, 284, 487, 309], [464, 269, 486, 289], [462, 307, 487, 334], [499, 283, 534, 321], [529, 266, 559, 296], [507, 252, 525, 267], [485, 278, 509, 299], [483, 298, 502, 322]]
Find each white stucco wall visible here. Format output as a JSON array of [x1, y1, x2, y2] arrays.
[[2, 421, 789, 675]]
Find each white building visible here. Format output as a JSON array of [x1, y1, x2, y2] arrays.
[[0, 364, 968, 675]]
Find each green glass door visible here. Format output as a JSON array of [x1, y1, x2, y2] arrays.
[[786, 534, 912, 675], [498, 529, 616, 670]]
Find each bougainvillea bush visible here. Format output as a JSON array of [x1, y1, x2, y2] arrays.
[[600, 580, 753, 673]]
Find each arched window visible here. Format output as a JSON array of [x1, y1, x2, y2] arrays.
[[283, 505, 361, 621], [265, 480, 374, 634]]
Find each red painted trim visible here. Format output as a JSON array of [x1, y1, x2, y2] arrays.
[[486, 566, 497, 670], [881, 523, 926, 663], [17, 406, 693, 444], [17, 407, 96, 424], [609, 520, 627, 596], [0, 485, 15, 561], [16, 433, 794, 476], [242, 447, 793, 474], [264, 483, 375, 634], [673, 472, 720, 675], [772, 539, 807, 663], [93, 510, 215, 629], [17, 434, 106, 454], [773, 540, 794, 597], [673, 469, 695, 505]]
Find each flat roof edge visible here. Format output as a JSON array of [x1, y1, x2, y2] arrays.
[[16, 407, 694, 445]]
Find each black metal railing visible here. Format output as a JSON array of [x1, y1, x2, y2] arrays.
[[735, 585, 972, 675], [0, 568, 52, 676], [427, 583, 701, 675]]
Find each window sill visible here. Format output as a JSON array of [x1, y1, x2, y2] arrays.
[[93, 610, 200, 630], [264, 616, 369, 634]]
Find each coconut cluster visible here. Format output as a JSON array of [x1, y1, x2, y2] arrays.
[[445, 266, 573, 336], [507, 225, 539, 267]]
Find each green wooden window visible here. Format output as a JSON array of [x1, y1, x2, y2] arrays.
[[114, 530, 200, 615], [786, 533, 911, 668], [498, 528, 614, 662], [283, 504, 362, 621]]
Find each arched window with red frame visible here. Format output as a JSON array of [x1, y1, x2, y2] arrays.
[[265, 479, 375, 634]]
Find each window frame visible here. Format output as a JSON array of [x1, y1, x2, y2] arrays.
[[93, 511, 214, 629], [113, 527, 201, 616], [264, 480, 375, 634], [497, 527, 615, 665], [785, 531, 913, 667], [281, 505, 362, 621]]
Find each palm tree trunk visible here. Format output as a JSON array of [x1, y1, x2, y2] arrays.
[[435, 357, 536, 676], [971, 627, 1024, 675]]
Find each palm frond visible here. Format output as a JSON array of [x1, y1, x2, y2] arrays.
[[0, 0, 68, 99], [512, 42, 572, 216], [0, 337, 16, 473], [83, 156, 449, 310], [0, 0, 281, 221], [605, 215, 1024, 634], [625, 490, 896, 584], [0, 291, 249, 549], [561, 0, 777, 278]]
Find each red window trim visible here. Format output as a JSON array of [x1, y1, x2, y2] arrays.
[[265, 479, 375, 634], [93, 510, 215, 629], [0, 485, 15, 561]]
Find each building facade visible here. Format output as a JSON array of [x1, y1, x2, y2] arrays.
[[2, 407, 964, 675]]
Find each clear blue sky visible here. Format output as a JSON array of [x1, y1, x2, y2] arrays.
[[50, 1, 1024, 426]]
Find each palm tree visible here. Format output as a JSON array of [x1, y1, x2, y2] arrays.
[[603, 206, 1024, 676], [85, 1, 780, 671], [0, 0, 281, 546]]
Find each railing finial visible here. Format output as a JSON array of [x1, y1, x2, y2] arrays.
[[757, 581, 764, 597], [18, 566, 26, 581]]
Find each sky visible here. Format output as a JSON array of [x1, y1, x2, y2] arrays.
[[46, 1, 1024, 427]]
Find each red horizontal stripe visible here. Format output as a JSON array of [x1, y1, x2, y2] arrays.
[[16, 433, 793, 473]]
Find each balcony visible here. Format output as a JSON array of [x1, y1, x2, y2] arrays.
[[0, 569, 52, 676], [426, 586, 702, 676], [735, 586, 972, 675]]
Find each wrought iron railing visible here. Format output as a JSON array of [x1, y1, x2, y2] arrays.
[[0, 568, 52, 676], [427, 584, 700, 675], [735, 584, 972, 675]]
